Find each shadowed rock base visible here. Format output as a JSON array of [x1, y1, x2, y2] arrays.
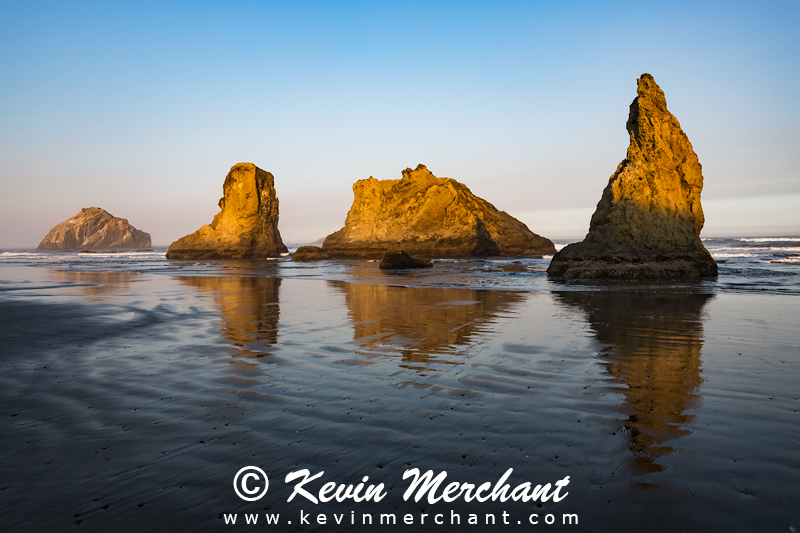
[[379, 251, 433, 269], [292, 246, 330, 261], [547, 252, 717, 279]]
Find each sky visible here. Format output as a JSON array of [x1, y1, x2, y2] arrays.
[[1, 0, 798, 247]]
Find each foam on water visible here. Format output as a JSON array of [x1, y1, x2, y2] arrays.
[[2, 236, 799, 294]]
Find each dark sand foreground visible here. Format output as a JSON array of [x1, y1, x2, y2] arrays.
[[1, 266, 798, 532]]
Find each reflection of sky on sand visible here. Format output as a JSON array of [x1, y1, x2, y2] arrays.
[[553, 291, 712, 477]]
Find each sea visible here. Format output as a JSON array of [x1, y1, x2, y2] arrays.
[[1, 236, 799, 293], [0, 237, 798, 532]]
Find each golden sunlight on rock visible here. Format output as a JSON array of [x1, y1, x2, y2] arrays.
[[322, 164, 555, 258], [166, 163, 288, 259], [548, 74, 717, 278]]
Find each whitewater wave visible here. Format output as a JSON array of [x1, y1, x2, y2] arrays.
[[712, 252, 758, 258], [738, 237, 800, 242]]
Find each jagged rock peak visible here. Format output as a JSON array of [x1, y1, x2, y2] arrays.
[[37, 207, 151, 250], [322, 164, 555, 258], [166, 163, 288, 260], [547, 73, 717, 279]]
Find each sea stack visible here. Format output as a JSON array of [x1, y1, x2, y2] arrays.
[[322, 164, 555, 258], [547, 74, 717, 279], [37, 207, 151, 250], [166, 163, 288, 259]]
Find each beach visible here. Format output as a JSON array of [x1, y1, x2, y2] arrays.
[[0, 246, 798, 532]]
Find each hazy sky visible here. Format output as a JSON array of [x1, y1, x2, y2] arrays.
[[2, 1, 798, 247]]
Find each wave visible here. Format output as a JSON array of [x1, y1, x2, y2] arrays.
[[708, 246, 800, 253], [738, 237, 800, 242]]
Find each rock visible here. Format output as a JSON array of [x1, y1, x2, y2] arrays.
[[166, 163, 288, 259], [292, 246, 330, 261], [323, 164, 555, 258], [37, 207, 151, 250], [379, 251, 434, 269], [547, 74, 718, 279]]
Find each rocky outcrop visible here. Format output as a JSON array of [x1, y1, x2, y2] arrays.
[[547, 74, 717, 279], [166, 163, 288, 260], [292, 246, 330, 261], [379, 251, 433, 269], [37, 207, 151, 250], [323, 164, 555, 258]]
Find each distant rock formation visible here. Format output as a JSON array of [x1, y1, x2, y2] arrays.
[[292, 246, 330, 261], [323, 164, 555, 258], [379, 251, 433, 269], [37, 207, 151, 250], [166, 163, 288, 259], [547, 74, 718, 278]]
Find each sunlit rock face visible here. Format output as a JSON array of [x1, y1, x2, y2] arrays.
[[548, 74, 717, 278], [167, 163, 288, 259], [37, 207, 151, 250], [322, 164, 555, 258]]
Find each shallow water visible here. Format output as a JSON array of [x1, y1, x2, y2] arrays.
[[0, 244, 799, 532], [1, 236, 799, 294]]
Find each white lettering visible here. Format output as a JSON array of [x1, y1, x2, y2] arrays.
[[285, 470, 324, 504]]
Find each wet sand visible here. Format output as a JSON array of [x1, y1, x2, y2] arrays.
[[1, 267, 798, 531]]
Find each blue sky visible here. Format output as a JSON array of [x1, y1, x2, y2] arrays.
[[1, 0, 798, 246]]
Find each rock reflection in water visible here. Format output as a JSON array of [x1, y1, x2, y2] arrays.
[[178, 276, 280, 358], [50, 270, 141, 297], [554, 290, 713, 476], [329, 280, 525, 366]]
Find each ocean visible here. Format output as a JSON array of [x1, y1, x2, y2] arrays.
[[1, 237, 798, 532]]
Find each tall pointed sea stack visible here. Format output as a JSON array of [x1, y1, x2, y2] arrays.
[[547, 74, 717, 278], [166, 163, 288, 259], [322, 164, 555, 258], [37, 207, 151, 250]]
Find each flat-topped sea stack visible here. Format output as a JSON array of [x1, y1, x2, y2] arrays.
[[322, 164, 555, 258], [37, 207, 151, 250], [547, 74, 718, 279], [166, 163, 287, 259]]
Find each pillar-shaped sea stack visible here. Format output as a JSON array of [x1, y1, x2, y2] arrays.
[[547, 74, 717, 278], [37, 207, 151, 250], [322, 164, 555, 258], [166, 163, 288, 259]]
